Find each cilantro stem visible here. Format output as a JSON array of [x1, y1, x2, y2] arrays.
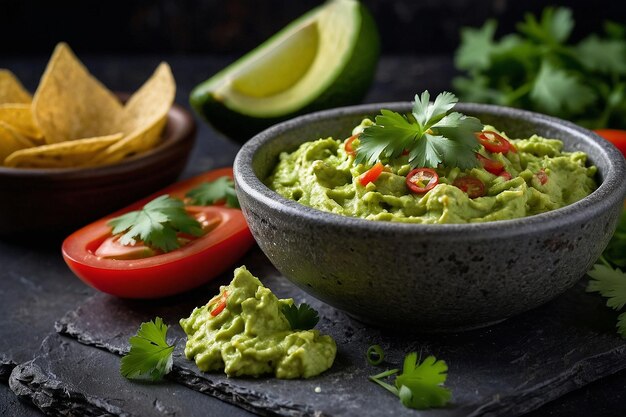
[[369, 369, 400, 396]]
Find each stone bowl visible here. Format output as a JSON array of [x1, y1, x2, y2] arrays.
[[0, 102, 196, 235], [234, 102, 626, 331]]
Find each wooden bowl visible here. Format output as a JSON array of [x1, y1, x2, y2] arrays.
[[0, 102, 196, 235]]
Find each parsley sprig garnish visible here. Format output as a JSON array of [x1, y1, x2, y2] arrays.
[[587, 207, 626, 338], [108, 195, 203, 253], [369, 352, 451, 410], [355, 91, 483, 169], [455, 7, 626, 129], [186, 176, 240, 208], [281, 303, 319, 330], [120, 317, 175, 381]]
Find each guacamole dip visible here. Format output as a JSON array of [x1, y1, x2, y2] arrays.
[[180, 266, 336, 378], [267, 121, 597, 223]]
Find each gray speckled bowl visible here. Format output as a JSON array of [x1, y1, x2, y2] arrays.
[[234, 102, 626, 331]]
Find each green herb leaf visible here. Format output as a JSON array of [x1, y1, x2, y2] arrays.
[[356, 91, 482, 169], [108, 195, 203, 252], [517, 7, 574, 45], [186, 176, 240, 208], [455, 20, 498, 71], [576, 35, 626, 75], [120, 317, 175, 381], [369, 352, 451, 410], [587, 264, 626, 311], [281, 303, 319, 330]]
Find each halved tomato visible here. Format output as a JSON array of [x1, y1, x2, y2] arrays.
[[61, 168, 255, 299]]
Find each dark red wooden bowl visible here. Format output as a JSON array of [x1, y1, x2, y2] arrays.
[[0, 102, 196, 235]]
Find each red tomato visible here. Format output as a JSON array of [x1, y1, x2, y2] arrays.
[[406, 168, 439, 193], [359, 161, 384, 186], [475, 131, 511, 153], [594, 129, 626, 157], [344, 134, 359, 156], [453, 176, 485, 198], [475, 153, 505, 175], [62, 168, 255, 299]]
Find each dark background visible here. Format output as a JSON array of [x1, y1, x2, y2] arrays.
[[1, 0, 625, 57]]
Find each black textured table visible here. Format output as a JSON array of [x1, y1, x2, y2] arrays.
[[1, 55, 625, 416]]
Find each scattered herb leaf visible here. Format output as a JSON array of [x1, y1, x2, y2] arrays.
[[281, 303, 319, 330], [355, 91, 483, 169], [108, 195, 203, 252], [120, 317, 175, 381], [454, 7, 626, 129], [587, 206, 626, 338], [366, 344, 385, 365], [369, 352, 451, 410], [186, 176, 240, 208]]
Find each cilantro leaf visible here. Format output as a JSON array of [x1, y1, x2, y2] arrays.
[[517, 7, 573, 45], [356, 91, 482, 169], [108, 195, 203, 252], [281, 303, 319, 330], [186, 176, 240, 208], [120, 317, 175, 381], [369, 352, 451, 410], [530, 61, 597, 116], [455, 20, 498, 71], [577, 35, 626, 75], [587, 264, 626, 311]]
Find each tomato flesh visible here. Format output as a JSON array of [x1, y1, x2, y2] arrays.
[[475, 131, 511, 153], [536, 169, 548, 185], [475, 153, 505, 175], [406, 168, 439, 194], [594, 129, 626, 157], [360, 161, 384, 186], [453, 176, 486, 198], [62, 168, 255, 299]]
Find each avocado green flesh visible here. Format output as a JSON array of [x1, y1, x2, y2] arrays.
[[189, 0, 380, 142], [267, 122, 598, 223], [180, 266, 336, 379]]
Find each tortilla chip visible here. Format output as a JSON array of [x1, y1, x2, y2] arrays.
[[0, 70, 32, 104], [0, 104, 44, 141], [4, 133, 123, 168], [0, 122, 36, 164], [95, 63, 175, 163], [32, 43, 123, 144]]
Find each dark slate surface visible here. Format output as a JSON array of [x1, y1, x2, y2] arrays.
[[10, 333, 256, 417], [55, 248, 626, 417]]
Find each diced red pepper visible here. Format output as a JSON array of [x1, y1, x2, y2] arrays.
[[359, 162, 384, 186], [210, 291, 228, 317], [536, 169, 548, 185]]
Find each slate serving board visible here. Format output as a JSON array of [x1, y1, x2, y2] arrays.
[[55, 249, 626, 417]]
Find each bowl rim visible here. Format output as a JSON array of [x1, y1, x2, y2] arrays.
[[0, 101, 195, 178], [234, 101, 626, 239]]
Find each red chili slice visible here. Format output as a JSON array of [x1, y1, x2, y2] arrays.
[[406, 168, 439, 194], [344, 134, 359, 156], [475, 153, 505, 175], [499, 171, 512, 181], [536, 169, 548, 185], [359, 161, 384, 186], [475, 131, 511, 153], [453, 176, 485, 198], [210, 291, 228, 316]]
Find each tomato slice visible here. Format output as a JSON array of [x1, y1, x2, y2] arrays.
[[453, 176, 485, 198], [406, 168, 439, 194], [475, 131, 511, 153], [344, 134, 359, 156], [594, 129, 626, 157], [475, 153, 505, 175], [61, 168, 255, 299], [359, 161, 384, 186]]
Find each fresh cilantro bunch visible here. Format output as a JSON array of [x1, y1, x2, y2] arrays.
[[454, 7, 626, 129], [186, 176, 240, 208], [355, 91, 483, 169], [587, 208, 626, 338], [369, 352, 451, 410], [120, 317, 175, 381], [281, 303, 319, 330], [109, 195, 203, 252]]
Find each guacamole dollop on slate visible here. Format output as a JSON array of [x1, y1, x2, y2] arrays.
[[180, 266, 336, 378], [267, 121, 597, 223]]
